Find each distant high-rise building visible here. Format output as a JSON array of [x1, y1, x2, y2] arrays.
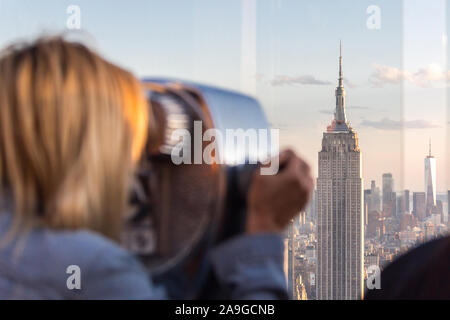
[[284, 222, 295, 299], [396, 190, 410, 216], [413, 192, 426, 220], [317, 43, 364, 300], [382, 174, 394, 199], [396, 196, 403, 216], [305, 189, 317, 224], [390, 191, 397, 217], [435, 200, 444, 224], [382, 173, 396, 217], [370, 180, 381, 212], [367, 210, 384, 238], [364, 181, 381, 221], [404, 190, 410, 213], [425, 140, 436, 215], [364, 189, 371, 229]]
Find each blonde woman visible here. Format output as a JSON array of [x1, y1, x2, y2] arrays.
[[0, 37, 313, 299]]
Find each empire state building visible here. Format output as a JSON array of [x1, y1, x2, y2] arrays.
[[316, 43, 364, 300]]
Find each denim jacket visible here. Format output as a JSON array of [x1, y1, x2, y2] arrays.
[[0, 212, 287, 300]]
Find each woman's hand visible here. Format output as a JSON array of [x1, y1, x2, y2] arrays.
[[246, 149, 314, 234]]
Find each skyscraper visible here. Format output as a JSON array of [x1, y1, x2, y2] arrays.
[[382, 173, 396, 217], [364, 180, 381, 220], [284, 222, 295, 299], [425, 140, 436, 215], [404, 190, 410, 213], [370, 180, 381, 212], [413, 192, 426, 220], [396, 190, 410, 216], [364, 189, 371, 230], [317, 43, 364, 300]]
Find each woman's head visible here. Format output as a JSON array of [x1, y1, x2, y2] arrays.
[[0, 36, 148, 240]]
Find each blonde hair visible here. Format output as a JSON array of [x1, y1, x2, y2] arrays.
[[0, 37, 148, 241]]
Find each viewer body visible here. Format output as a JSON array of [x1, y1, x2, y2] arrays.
[[0, 37, 313, 300]]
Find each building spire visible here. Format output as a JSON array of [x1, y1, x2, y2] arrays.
[[429, 138, 432, 157], [338, 40, 343, 88], [334, 40, 347, 125]]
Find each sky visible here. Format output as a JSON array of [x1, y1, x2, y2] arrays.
[[0, 0, 448, 193]]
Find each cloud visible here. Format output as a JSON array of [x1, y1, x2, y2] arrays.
[[369, 64, 407, 87], [319, 109, 334, 114], [369, 63, 450, 88], [360, 118, 440, 130], [270, 75, 332, 86]]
